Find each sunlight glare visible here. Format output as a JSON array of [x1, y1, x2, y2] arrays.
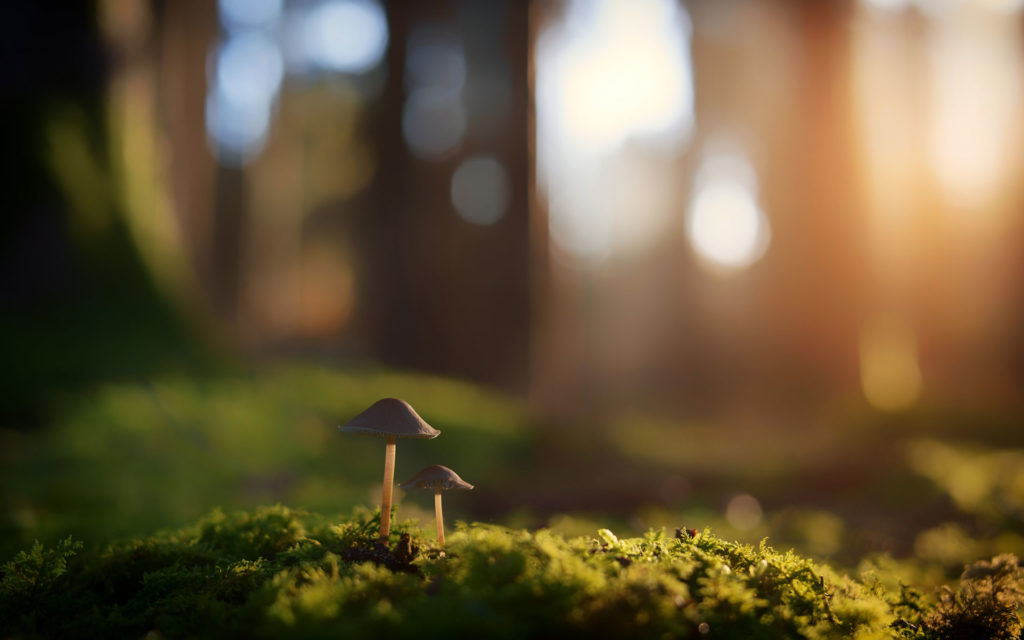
[[927, 15, 1022, 211], [536, 0, 694, 263], [542, 0, 693, 152]]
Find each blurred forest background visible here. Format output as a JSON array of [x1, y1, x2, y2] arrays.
[[3, 0, 1024, 581]]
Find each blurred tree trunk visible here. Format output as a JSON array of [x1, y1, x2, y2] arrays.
[[362, 0, 414, 366], [156, 0, 220, 324], [211, 166, 245, 324], [361, 0, 532, 392]]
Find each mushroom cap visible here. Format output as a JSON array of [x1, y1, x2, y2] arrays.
[[338, 398, 440, 439], [399, 465, 474, 491]]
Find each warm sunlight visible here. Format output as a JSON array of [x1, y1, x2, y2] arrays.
[[545, 0, 693, 152], [927, 10, 1022, 212], [536, 0, 694, 262], [13, 1, 1024, 635]]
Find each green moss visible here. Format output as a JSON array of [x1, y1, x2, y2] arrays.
[[3, 506, 1013, 639], [0, 366, 533, 556], [922, 554, 1024, 640]]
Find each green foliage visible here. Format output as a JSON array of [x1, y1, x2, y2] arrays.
[[0, 536, 82, 597], [0, 536, 84, 636], [3, 506, 1014, 640]]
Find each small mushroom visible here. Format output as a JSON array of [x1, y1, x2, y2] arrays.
[[340, 398, 440, 541], [399, 465, 473, 548]]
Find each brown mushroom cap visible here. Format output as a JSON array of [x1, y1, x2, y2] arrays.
[[338, 398, 441, 439], [399, 465, 474, 491]]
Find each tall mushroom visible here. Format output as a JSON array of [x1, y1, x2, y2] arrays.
[[399, 465, 473, 547], [339, 398, 440, 541]]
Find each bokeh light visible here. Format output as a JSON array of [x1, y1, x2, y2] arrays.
[[450, 156, 509, 226], [685, 154, 770, 272], [205, 87, 272, 163], [725, 494, 763, 531], [206, 6, 285, 165], [538, 0, 694, 152], [303, 0, 389, 74], [401, 25, 466, 160], [216, 33, 283, 109], [405, 25, 466, 94], [859, 316, 923, 413], [402, 88, 466, 159], [218, 0, 283, 32]]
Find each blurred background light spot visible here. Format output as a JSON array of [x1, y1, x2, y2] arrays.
[[450, 156, 509, 225], [927, 17, 1022, 211], [686, 154, 770, 271], [405, 25, 466, 94], [303, 0, 389, 74], [207, 32, 283, 165], [859, 316, 923, 413], [218, 0, 283, 32], [536, 0, 694, 265], [402, 88, 466, 159], [725, 494, 763, 531], [205, 87, 272, 164], [908, 441, 993, 512], [539, 0, 694, 152], [216, 33, 284, 108]]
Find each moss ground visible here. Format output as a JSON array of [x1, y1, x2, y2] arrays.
[[3, 506, 1023, 639]]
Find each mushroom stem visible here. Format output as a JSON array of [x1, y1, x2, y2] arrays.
[[434, 485, 445, 547], [380, 435, 397, 541]]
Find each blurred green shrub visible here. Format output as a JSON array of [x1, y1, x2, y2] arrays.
[[909, 439, 1024, 527]]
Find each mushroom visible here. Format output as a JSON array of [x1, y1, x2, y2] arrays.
[[399, 465, 473, 548], [339, 398, 440, 541]]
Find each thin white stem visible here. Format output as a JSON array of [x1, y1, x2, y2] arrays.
[[434, 485, 445, 547], [380, 436, 397, 541]]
